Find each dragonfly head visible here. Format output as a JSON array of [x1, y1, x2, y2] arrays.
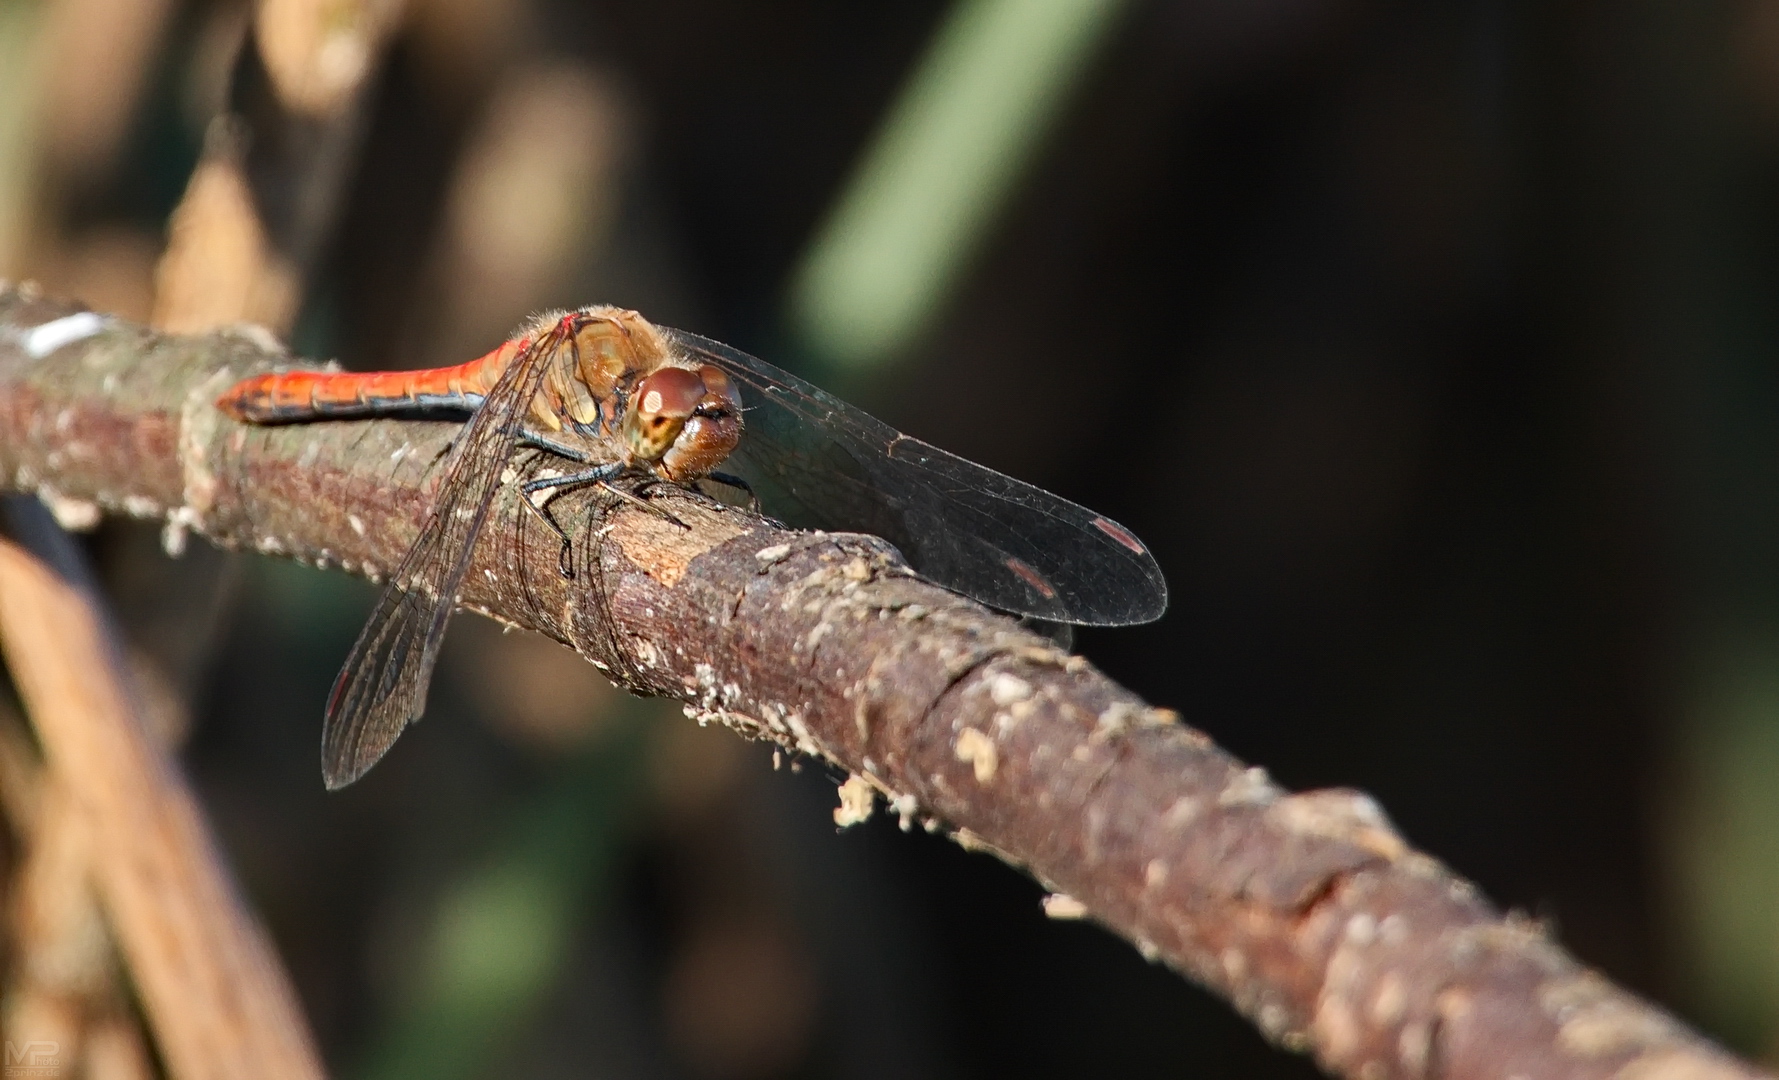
[[625, 364, 743, 481]]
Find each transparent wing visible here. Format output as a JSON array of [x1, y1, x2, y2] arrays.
[[320, 323, 565, 788], [665, 328, 1167, 626]]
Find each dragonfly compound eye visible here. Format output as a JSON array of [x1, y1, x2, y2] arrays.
[[625, 367, 699, 461], [625, 366, 743, 482], [663, 365, 742, 481]]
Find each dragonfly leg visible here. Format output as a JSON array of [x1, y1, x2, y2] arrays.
[[520, 463, 624, 579], [597, 480, 690, 531], [511, 427, 598, 464], [701, 471, 760, 512]]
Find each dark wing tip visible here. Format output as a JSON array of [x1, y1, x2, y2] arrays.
[[321, 757, 362, 791], [320, 664, 416, 790], [1071, 554, 1169, 626], [1078, 516, 1169, 626], [1123, 566, 1169, 624], [1004, 515, 1168, 626], [321, 711, 407, 789], [321, 715, 375, 790]]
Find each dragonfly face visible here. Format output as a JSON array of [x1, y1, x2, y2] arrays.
[[620, 363, 743, 481]]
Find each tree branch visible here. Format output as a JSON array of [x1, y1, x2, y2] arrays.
[[0, 285, 1765, 1080]]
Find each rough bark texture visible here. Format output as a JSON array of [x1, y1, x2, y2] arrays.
[[0, 286, 1766, 1080]]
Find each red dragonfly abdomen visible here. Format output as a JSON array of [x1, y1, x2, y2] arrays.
[[216, 339, 523, 422]]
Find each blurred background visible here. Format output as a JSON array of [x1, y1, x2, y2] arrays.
[[2, 0, 1778, 1076]]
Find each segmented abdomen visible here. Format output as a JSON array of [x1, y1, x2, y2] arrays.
[[216, 341, 519, 422]]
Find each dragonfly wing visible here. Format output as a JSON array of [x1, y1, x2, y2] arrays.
[[321, 324, 565, 788], [665, 329, 1168, 626]]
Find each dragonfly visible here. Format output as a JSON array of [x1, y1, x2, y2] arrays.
[[217, 306, 1167, 788]]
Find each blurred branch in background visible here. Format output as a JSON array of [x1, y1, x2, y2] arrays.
[[1, 289, 1770, 1080], [786, 0, 1129, 376], [0, 698, 157, 1080], [1668, 639, 1779, 1053], [0, 499, 323, 1080], [155, 0, 402, 333], [0, 0, 403, 1073], [0, 2, 42, 278], [403, 59, 629, 369], [33, 0, 178, 185], [0, 0, 176, 303]]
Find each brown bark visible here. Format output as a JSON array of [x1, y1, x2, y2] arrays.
[[0, 285, 1765, 1080]]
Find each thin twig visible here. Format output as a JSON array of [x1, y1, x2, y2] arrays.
[[0, 287, 1766, 1080]]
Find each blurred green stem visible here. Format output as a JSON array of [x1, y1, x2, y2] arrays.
[[787, 0, 1130, 374], [1668, 637, 1779, 1053], [0, 0, 45, 275]]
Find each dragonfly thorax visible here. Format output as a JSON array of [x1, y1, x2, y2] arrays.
[[622, 363, 742, 481]]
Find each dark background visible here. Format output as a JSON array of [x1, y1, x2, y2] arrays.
[[8, 0, 1779, 1076]]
